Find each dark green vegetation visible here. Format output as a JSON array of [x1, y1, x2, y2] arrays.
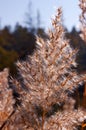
[[66, 27, 86, 73], [0, 25, 86, 76], [0, 25, 48, 76]]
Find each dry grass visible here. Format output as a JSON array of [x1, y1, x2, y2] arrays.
[[0, 0, 86, 129]]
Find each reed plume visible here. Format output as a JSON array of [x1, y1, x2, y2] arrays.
[[0, 0, 86, 129]]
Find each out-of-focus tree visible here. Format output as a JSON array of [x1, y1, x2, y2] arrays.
[[37, 28, 48, 39], [0, 26, 16, 51], [36, 9, 41, 29], [13, 23, 36, 59], [66, 27, 86, 73], [25, 1, 35, 33], [0, 46, 18, 75], [25, 0, 47, 38]]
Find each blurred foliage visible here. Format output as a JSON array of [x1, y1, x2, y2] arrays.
[[0, 24, 86, 77], [0, 46, 18, 75], [0, 24, 48, 76], [66, 27, 86, 73]]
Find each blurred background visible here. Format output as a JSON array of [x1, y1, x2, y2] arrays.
[[0, 0, 85, 76]]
